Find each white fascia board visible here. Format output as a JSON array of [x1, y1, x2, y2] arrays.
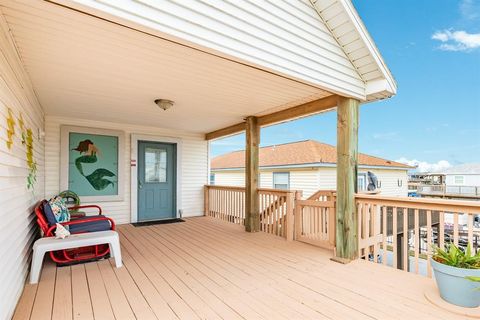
[[212, 162, 409, 172], [339, 0, 397, 96]]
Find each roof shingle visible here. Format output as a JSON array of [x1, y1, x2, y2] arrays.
[[211, 140, 411, 170]]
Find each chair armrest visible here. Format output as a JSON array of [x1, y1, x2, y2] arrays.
[[68, 205, 102, 215], [46, 216, 115, 237]]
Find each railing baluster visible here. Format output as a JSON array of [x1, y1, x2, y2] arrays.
[[453, 213, 459, 246], [382, 206, 387, 266], [392, 206, 398, 269], [402, 208, 408, 272], [439, 211, 444, 249], [414, 209, 419, 274], [427, 210, 432, 278], [468, 213, 474, 249]]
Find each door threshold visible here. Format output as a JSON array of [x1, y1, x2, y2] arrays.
[[132, 218, 184, 227]]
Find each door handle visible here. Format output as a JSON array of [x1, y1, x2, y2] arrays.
[[138, 180, 143, 189]]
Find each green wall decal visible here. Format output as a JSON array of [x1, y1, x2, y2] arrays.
[[6, 108, 15, 150], [4, 109, 37, 189]]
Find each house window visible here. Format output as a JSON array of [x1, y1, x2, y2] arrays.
[[210, 173, 215, 185], [357, 173, 367, 191], [273, 172, 289, 190], [454, 175, 464, 185]]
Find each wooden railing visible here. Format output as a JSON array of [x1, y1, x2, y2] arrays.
[[417, 184, 480, 198], [204, 185, 246, 225], [356, 194, 480, 277], [204, 185, 297, 240]]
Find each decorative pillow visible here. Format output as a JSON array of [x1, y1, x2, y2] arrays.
[[48, 196, 70, 224], [42, 201, 58, 226]]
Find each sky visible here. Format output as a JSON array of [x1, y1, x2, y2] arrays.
[[210, 0, 480, 172]]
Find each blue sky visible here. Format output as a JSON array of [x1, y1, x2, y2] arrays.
[[211, 0, 480, 172]]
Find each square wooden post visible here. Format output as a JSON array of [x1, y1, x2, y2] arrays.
[[335, 97, 359, 261], [245, 116, 260, 232]]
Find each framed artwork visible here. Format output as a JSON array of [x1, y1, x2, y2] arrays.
[[60, 126, 125, 202]]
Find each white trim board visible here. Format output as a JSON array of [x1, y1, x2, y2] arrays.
[[60, 125, 125, 202], [130, 134, 183, 223]]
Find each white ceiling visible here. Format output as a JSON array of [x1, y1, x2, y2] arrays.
[[0, 0, 332, 135]]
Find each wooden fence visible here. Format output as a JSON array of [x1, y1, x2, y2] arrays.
[[294, 190, 336, 249], [204, 185, 297, 240], [356, 194, 480, 276]]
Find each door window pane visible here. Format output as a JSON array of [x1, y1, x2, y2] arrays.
[[145, 148, 167, 182]]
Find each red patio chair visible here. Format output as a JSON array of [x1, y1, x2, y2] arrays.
[[34, 200, 115, 265]]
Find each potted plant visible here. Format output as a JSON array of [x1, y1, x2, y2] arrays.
[[431, 244, 480, 308]]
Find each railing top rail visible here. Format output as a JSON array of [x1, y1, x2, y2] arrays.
[[205, 185, 245, 191], [258, 188, 298, 194], [355, 194, 480, 214], [204, 185, 299, 195]]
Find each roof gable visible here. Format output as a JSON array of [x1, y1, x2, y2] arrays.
[[211, 140, 411, 170], [310, 0, 397, 100]]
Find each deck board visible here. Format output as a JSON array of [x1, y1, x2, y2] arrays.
[[14, 217, 467, 319]]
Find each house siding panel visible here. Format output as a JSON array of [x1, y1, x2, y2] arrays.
[[45, 117, 208, 224], [70, 0, 365, 99], [0, 15, 45, 320], [212, 167, 409, 198]]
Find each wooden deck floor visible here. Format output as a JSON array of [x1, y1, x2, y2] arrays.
[[14, 217, 465, 319]]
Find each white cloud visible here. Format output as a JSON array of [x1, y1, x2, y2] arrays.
[[460, 0, 480, 21], [432, 29, 480, 52], [372, 131, 401, 141], [396, 157, 452, 173]]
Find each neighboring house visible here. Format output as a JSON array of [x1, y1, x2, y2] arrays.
[[416, 163, 480, 199], [211, 140, 411, 198]]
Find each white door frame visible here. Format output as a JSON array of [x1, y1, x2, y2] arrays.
[[130, 134, 182, 223]]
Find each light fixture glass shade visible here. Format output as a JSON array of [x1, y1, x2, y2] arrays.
[[154, 99, 174, 111]]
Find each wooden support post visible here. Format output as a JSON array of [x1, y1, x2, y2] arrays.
[[245, 116, 260, 232], [286, 191, 295, 241], [335, 97, 360, 261], [204, 186, 209, 216]]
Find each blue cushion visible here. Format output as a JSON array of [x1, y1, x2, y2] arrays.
[[42, 202, 58, 226], [69, 216, 111, 234]]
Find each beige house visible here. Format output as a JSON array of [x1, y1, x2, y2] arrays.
[[211, 140, 411, 198]]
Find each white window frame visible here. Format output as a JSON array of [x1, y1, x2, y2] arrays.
[[357, 173, 367, 192], [273, 172, 290, 190], [454, 175, 465, 185]]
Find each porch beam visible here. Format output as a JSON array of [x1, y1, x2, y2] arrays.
[[205, 122, 246, 141], [245, 116, 260, 232], [205, 95, 338, 140], [335, 96, 359, 261]]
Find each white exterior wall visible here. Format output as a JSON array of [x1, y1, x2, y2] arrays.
[[367, 168, 409, 197], [212, 167, 409, 198], [445, 174, 480, 186], [45, 117, 208, 224], [0, 17, 45, 320], [68, 0, 365, 99]]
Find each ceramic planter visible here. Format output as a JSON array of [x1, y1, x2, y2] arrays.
[[431, 258, 480, 308]]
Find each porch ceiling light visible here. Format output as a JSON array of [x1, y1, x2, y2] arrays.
[[155, 99, 174, 111]]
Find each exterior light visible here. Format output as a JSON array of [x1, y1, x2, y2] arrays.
[[154, 99, 174, 111]]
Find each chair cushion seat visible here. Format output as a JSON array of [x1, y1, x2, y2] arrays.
[[69, 216, 112, 234]]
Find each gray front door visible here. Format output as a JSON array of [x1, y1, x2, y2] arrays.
[[138, 141, 176, 221]]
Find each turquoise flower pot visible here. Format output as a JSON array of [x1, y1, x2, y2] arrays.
[[431, 258, 480, 308]]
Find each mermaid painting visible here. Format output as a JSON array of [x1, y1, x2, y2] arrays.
[[72, 139, 116, 191]]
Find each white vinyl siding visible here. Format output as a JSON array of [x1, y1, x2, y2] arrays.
[[214, 171, 245, 187], [0, 17, 45, 320], [70, 0, 365, 99], [212, 167, 408, 198], [45, 116, 208, 224]]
